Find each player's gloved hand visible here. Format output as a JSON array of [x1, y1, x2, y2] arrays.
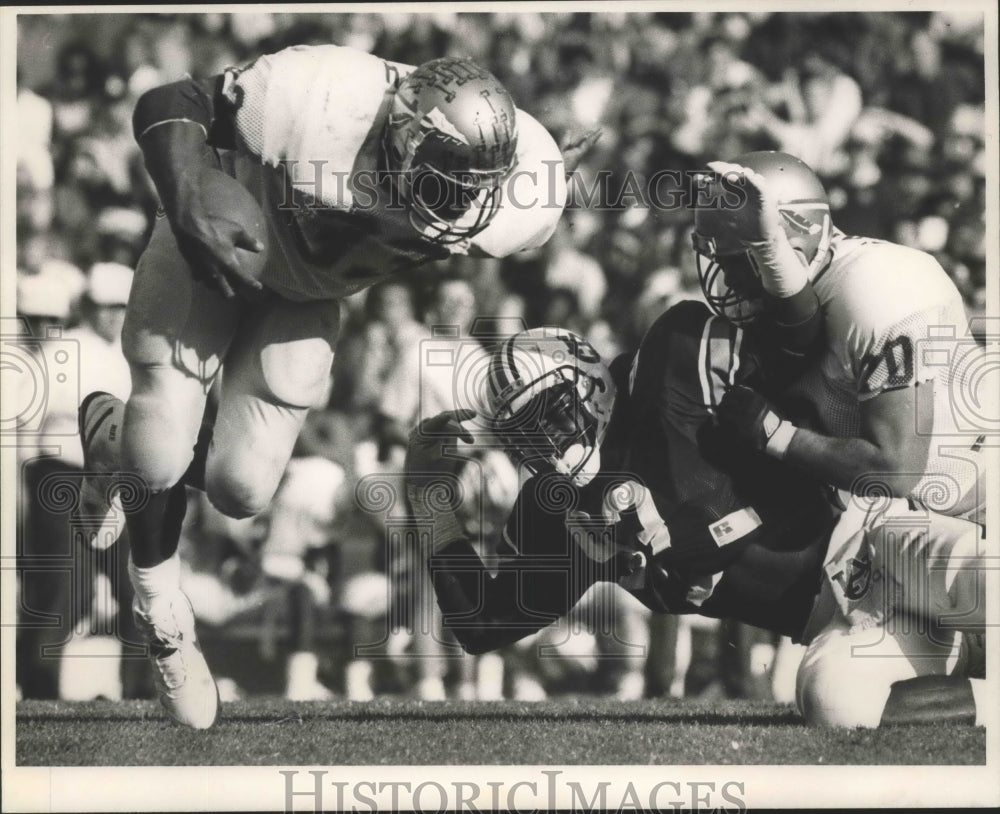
[[707, 161, 808, 299], [405, 409, 477, 549], [404, 409, 476, 477], [717, 385, 797, 459], [169, 172, 265, 299]]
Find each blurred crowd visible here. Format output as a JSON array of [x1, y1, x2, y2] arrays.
[[15, 10, 988, 703]]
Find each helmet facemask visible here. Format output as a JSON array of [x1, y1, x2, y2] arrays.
[[490, 374, 605, 488], [384, 57, 518, 246], [403, 165, 507, 245], [693, 203, 832, 326], [487, 329, 615, 487], [693, 231, 765, 326]]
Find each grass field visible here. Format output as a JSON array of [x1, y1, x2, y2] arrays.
[[16, 697, 985, 766]]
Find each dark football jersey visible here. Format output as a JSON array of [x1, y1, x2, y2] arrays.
[[429, 301, 838, 652], [505, 302, 836, 636]]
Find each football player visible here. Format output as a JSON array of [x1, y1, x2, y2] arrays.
[[694, 150, 991, 725], [696, 150, 990, 524], [77, 45, 570, 728], [404, 308, 987, 727]]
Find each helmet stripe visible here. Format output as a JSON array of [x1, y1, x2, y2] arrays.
[[505, 335, 520, 387], [488, 344, 510, 398], [697, 316, 714, 410], [729, 325, 743, 386], [487, 335, 519, 407]]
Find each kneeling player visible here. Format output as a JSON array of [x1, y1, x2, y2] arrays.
[[405, 304, 987, 727]]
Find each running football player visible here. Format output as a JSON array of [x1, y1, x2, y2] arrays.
[[78, 44, 569, 728], [404, 311, 987, 727]]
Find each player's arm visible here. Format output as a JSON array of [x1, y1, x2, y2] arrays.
[[704, 161, 825, 382], [428, 536, 590, 654], [784, 382, 932, 494], [132, 73, 264, 297], [719, 365, 933, 497], [405, 411, 594, 654], [753, 283, 825, 386]]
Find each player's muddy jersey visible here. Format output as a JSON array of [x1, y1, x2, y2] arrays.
[[502, 301, 837, 639], [780, 230, 987, 519], [217, 44, 566, 302]]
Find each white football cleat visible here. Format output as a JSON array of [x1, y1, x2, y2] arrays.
[[133, 592, 219, 729], [76, 391, 127, 550]]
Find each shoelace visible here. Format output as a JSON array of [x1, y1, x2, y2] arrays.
[[135, 609, 184, 659]]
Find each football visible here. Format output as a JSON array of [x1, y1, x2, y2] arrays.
[[197, 169, 270, 291]]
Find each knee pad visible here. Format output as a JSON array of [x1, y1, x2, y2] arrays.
[[205, 457, 281, 519], [259, 336, 334, 409], [796, 655, 891, 728], [121, 433, 192, 496], [120, 394, 201, 493], [796, 630, 894, 728]]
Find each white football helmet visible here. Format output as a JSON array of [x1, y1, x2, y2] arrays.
[[485, 328, 616, 487], [384, 56, 518, 245], [692, 150, 833, 324]]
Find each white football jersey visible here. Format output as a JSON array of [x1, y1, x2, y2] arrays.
[[215, 44, 566, 301], [783, 230, 991, 520]]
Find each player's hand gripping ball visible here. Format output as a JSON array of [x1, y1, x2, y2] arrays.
[[173, 169, 269, 299]]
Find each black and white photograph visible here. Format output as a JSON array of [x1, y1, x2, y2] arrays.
[[2, 3, 998, 811]]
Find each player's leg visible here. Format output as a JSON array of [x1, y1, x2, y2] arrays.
[[871, 505, 986, 634], [795, 616, 961, 727], [203, 294, 340, 520], [796, 498, 989, 727], [880, 674, 982, 725], [114, 216, 242, 728], [867, 507, 988, 726]]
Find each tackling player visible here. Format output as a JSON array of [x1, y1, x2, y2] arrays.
[[695, 151, 990, 524], [77, 45, 570, 728], [404, 308, 987, 727], [693, 150, 992, 725]]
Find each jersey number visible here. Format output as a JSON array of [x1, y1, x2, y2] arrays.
[[860, 335, 914, 393]]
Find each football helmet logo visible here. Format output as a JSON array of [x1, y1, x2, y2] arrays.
[[693, 151, 832, 324], [485, 328, 616, 487], [384, 57, 518, 245]]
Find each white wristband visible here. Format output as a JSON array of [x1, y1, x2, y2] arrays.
[[747, 236, 808, 299], [765, 420, 797, 460]]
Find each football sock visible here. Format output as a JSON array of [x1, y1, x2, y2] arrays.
[[125, 481, 188, 568], [128, 550, 181, 611]]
